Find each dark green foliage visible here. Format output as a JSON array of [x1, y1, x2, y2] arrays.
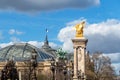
[[56, 48, 67, 60]]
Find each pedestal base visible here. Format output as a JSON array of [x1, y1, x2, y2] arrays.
[[73, 76, 78, 80]]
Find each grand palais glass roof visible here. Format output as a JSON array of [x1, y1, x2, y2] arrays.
[[0, 43, 54, 61]]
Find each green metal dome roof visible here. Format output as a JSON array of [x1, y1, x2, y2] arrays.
[[0, 43, 54, 61]]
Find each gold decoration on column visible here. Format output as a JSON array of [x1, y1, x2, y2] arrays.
[[74, 21, 85, 38]]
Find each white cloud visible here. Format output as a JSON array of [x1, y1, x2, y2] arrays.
[[9, 29, 24, 43], [9, 29, 15, 35], [49, 42, 60, 49], [58, 19, 120, 53], [0, 40, 60, 50], [58, 26, 74, 52], [85, 19, 120, 36], [112, 63, 120, 74], [28, 41, 59, 49], [85, 19, 120, 53], [0, 0, 100, 12], [9, 29, 24, 35], [0, 42, 14, 48], [16, 30, 24, 35], [103, 53, 120, 63], [103, 53, 120, 74], [10, 37, 21, 43], [28, 41, 44, 48]]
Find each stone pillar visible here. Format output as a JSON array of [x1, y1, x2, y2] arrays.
[[19, 70, 22, 80], [72, 38, 88, 80], [78, 47, 86, 73], [73, 47, 78, 80]]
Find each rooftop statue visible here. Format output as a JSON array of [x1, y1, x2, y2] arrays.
[[56, 48, 67, 60], [74, 21, 85, 37]]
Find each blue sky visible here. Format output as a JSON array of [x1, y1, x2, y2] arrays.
[[0, 0, 120, 74], [0, 0, 119, 43]]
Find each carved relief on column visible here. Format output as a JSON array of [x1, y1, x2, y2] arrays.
[[78, 46, 86, 74], [78, 46, 82, 62]]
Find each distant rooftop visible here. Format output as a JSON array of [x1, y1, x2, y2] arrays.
[[41, 34, 57, 58]]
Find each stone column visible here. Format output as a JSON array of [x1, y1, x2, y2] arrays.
[[72, 38, 88, 80], [78, 47, 86, 74], [19, 70, 22, 80], [73, 47, 78, 80]]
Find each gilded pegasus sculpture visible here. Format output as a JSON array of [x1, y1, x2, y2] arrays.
[[74, 21, 85, 37]]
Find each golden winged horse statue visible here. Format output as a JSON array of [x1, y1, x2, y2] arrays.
[[74, 21, 85, 37]]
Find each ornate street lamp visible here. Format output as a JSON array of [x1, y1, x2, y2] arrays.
[[31, 49, 37, 80], [63, 65, 67, 80], [68, 69, 74, 80]]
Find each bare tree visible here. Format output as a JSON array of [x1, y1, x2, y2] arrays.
[[92, 52, 116, 80], [85, 52, 95, 80]]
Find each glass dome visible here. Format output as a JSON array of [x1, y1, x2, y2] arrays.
[[0, 43, 54, 61]]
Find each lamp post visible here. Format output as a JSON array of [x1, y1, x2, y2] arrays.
[[31, 49, 37, 80], [63, 66, 67, 80], [68, 69, 74, 80]]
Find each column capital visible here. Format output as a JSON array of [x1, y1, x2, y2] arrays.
[[72, 38, 88, 48]]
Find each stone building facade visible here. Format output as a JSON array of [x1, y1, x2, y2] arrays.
[[0, 35, 57, 80]]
